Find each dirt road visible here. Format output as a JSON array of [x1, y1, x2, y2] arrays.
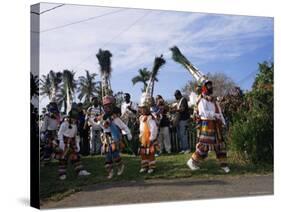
[[42, 174, 273, 209]]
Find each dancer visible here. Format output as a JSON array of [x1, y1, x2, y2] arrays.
[[138, 94, 158, 174], [57, 111, 91, 180], [187, 80, 230, 173], [101, 95, 132, 179]]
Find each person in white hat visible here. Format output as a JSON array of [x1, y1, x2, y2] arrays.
[[138, 93, 159, 174]]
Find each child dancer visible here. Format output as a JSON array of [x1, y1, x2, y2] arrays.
[[57, 112, 91, 180]]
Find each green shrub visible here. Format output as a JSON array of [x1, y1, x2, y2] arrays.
[[228, 61, 273, 165]]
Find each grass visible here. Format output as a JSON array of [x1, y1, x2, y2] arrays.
[[40, 152, 273, 202]]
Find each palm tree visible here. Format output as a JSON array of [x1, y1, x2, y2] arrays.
[[77, 70, 99, 104], [57, 70, 76, 114], [40, 70, 62, 101], [96, 49, 113, 97], [30, 73, 39, 99], [132, 68, 158, 92]]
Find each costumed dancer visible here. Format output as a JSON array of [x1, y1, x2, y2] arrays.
[[57, 111, 91, 180], [40, 102, 60, 162], [186, 80, 230, 173], [96, 49, 132, 179], [138, 55, 165, 173], [101, 95, 132, 179], [170, 46, 230, 173], [138, 94, 158, 174]]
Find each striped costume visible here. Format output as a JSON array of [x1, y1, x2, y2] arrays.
[[40, 114, 60, 162], [191, 96, 228, 167], [57, 136, 84, 177], [57, 120, 89, 179], [101, 115, 132, 178], [102, 119, 123, 175]]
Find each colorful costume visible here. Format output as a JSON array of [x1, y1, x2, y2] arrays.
[[57, 116, 90, 180], [40, 104, 60, 162], [139, 114, 158, 172], [137, 55, 165, 173], [101, 96, 132, 179], [187, 81, 230, 173]]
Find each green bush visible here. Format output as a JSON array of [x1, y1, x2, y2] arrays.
[[229, 109, 273, 164], [228, 61, 273, 165]]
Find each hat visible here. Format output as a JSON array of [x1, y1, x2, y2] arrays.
[[139, 92, 152, 107]]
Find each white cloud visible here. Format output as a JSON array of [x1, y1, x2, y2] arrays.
[[38, 3, 273, 77]]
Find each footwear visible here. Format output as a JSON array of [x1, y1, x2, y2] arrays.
[[117, 164, 125, 176], [59, 174, 66, 180], [147, 169, 154, 174], [155, 153, 159, 157], [221, 166, 230, 173], [139, 168, 147, 173], [78, 170, 91, 176], [179, 150, 185, 154], [107, 169, 114, 179], [187, 158, 200, 171]]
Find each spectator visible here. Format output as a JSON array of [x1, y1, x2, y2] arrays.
[[77, 103, 89, 156], [157, 97, 171, 154], [86, 96, 103, 155], [173, 90, 190, 153]]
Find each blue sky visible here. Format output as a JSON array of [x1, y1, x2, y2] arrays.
[[36, 3, 274, 105]]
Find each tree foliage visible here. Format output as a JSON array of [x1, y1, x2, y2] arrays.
[[77, 70, 99, 104], [182, 72, 236, 97], [228, 61, 273, 164], [132, 68, 158, 92]]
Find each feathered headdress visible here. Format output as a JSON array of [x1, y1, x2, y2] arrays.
[[96, 49, 113, 98], [140, 55, 166, 107], [170, 46, 207, 84]]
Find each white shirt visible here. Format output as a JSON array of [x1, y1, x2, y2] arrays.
[[121, 101, 138, 116], [58, 121, 77, 140], [139, 115, 158, 141], [198, 98, 225, 122]]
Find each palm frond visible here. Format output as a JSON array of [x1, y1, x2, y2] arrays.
[[30, 73, 39, 98], [132, 76, 145, 85]]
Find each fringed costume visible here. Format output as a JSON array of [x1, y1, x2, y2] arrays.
[[40, 103, 60, 162], [57, 114, 90, 180], [139, 113, 158, 172], [101, 97, 132, 179], [187, 81, 230, 173]]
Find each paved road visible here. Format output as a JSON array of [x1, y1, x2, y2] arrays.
[[42, 174, 273, 209]]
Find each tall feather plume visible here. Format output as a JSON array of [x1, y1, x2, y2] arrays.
[[145, 54, 166, 98], [170, 46, 206, 83], [96, 49, 113, 97]]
